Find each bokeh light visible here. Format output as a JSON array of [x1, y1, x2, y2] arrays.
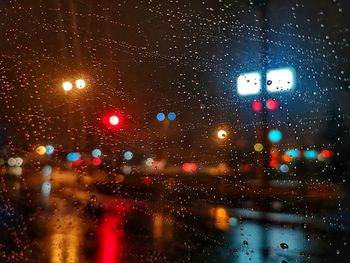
[[62, 81, 73, 91], [268, 129, 282, 143], [168, 112, 176, 121], [304, 150, 318, 160], [36, 145, 46, 155], [109, 115, 120, 126], [266, 98, 279, 111], [7, 158, 16, 167], [75, 79, 86, 89], [66, 152, 81, 162], [124, 151, 133, 160], [122, 165, 132, 175], [145, 157, 154, 167], [92, 158, 102, 166], [156, 112, 165, 121], [285, 149, 300, 158], [15, 157, 23, 166], [92, 148, 102, 158], [254, 143, 263, 152], [182, 162, 198, 173], [280, 164, 289, 173], [41, 182, 51, 197], [252, 100, 263, 112], [217, 130, 227, 139], [45, 145, 55, 155], [42, 165, 52, 177]]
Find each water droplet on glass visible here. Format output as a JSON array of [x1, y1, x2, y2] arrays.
[[280, 243, 289, 250]]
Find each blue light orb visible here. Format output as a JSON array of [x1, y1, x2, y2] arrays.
[[228, 217, 238, 226], [45, 145, 55, 155], [92, 148, 102, 158], [268, 129, 282, 143], [285, 149, 300, 158], [41, 182, 51, 197], [124, 151, 133, 161], [67, 152, 80, 162], [168, 112, 176, 121], [280, 164, 289, 173], [156, 113, 165, 121], [42, 165, 52, 177], [304, 150, 318, 160]]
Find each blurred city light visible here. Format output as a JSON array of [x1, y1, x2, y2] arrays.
[[92, 158, 102, 166], [280, 164, 289, 173], [66, 152, 81, 162], [252, 99, 263, 112], [42, 165, 53, 177], [182, 162, 198, 173], [217, 129, 227, 139], [45, 145, 55, 155], [15, 157, 23, 166], [156, 112, 165, 121], [36, 145, 47, 155], [41, 182, 51, 197], [167, 112, 176, 121], [304, 150, 318, 160], [109, 115, 120, 126], [237, 71, 262, 96], [7, 157, 16, 167], [145, 157, 154, 167], [285, 149, 301, 158], [268, 129, 282, 143], [266, 67, 296, 93], [75, 79, 86, 89], [123, 151, 133, 160], [254, 143, 264, 152], [266, 98, 279, 111], [62, 81, 73, 91], [321, 149, 333, 158], [92, 148, 102, 158]]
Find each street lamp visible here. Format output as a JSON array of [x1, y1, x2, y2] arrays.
[[217, 129, 227, 140], [62, 79, 87, 91], [109, 115, 120, 126], [75, 79, 86, 89], [62, 81, 73, 91]]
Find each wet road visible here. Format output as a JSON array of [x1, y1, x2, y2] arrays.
[[1, 167, 350, 263]]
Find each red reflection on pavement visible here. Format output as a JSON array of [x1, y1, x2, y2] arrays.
[[97, 215, 123, 263]]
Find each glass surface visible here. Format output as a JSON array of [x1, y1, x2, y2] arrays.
[[0, 0, 350, 262]]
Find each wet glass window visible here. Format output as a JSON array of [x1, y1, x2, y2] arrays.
[[0, 0, 350, 262]]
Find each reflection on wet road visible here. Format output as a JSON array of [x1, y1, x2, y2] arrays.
[[0, 168, 349, 263]]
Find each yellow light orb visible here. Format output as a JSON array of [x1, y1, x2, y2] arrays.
[[62, 81, 73, 91], [217, 130, 227, 139], [36, 146, 46, 155], [254, 143, 264, 152], [75, 79, 86, 89]]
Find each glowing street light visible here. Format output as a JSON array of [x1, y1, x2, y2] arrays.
[[62, 81, 73, 91], [75, 79, 86, 89], [62, 79, 87, 91], [109, 115, 120, 126], [217, 129, 227, 139], [236, 67, 296, 97]]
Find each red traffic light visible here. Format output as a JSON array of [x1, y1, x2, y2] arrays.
[[109, 115, 120, 126], [101, 113, 124, 129]]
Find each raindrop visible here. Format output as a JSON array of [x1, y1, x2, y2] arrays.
[[280, 243, 289, 250]]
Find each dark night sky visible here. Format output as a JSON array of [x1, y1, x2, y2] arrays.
[[0, 0, 350, 162]]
